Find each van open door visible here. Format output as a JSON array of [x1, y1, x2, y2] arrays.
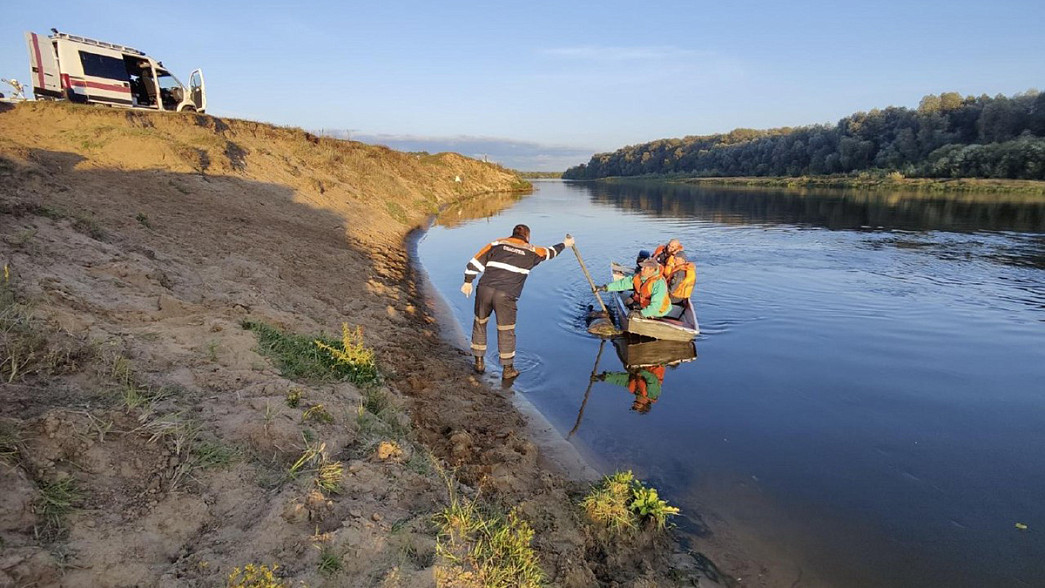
[[24, 32, 62, 99], [189, 69, 206, 113]]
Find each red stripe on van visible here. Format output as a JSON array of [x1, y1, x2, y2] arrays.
[[31, 33, 45, 89], [68, 79, 131, 93]]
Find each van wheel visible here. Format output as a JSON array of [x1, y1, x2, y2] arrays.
[[181, 106, 196, 113]]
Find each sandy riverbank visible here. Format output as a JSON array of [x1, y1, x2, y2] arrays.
[[0, 101, 723, 586]]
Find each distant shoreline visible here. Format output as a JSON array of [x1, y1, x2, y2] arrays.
[[517, 171, 563, 179], [578, 174, 1045, 195]]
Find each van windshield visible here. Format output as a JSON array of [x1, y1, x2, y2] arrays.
[[155, 69, 185, 110], [156, 69, 184, 91]]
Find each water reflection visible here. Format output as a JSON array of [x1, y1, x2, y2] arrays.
[[860, 231, 1045, 273], [572, 180, 1045, 234], [570, 337, 697, 435], [434, 191, 528, 228], [421, 180, 1045, 587]]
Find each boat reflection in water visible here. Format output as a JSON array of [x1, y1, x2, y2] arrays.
[[569, 337, 697, 436]]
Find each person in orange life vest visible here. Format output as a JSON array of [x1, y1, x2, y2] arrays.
[[592, 365, 666, 414], [595, 258, 671, 319], [662, 251, 694, 297], [653, 239, 685, 276], [653, 240, 696, 320], [461, 224, 574, 380]]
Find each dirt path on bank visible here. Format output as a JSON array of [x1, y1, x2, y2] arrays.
[[0, 102, 733, 587]]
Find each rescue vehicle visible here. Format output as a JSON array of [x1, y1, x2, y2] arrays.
[[24, 29, 206, 113]]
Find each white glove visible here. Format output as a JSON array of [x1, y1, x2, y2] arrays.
[[460, 282, 473, 298], [563, 234, 575, 248]]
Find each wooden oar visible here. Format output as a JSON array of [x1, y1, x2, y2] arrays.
[[568, 339, 606, 438], [569, 236, 611, 317], [569, 237, 622, 336]]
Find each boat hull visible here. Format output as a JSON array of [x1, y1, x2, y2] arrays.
[[610, 262, 699, 342]]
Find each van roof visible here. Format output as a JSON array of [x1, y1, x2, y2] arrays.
[[52, 29, 146, 57]]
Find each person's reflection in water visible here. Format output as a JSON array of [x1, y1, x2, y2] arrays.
[[593, 365, 666, 414]]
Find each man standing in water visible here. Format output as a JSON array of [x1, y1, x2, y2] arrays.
[[461, 225, 574, 380]]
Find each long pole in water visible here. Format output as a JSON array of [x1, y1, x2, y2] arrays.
[[569, 236, 611, 316], [568, 339, 606, 439]]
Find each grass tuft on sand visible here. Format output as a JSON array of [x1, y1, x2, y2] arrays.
[[0, 420, 23, 463], [227, 563, 286, 588], [317, 547, 343, 576], [1, 274, 89, 383], [581, 470, 680, 534], [242, 320, 379, 384], [35, 477, 82, 542], [435, 475, 544, 588]]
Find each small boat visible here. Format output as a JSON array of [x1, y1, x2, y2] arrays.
[[610, 262, 699, 342]]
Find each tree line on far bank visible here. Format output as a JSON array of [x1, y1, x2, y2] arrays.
[[563, 90, 1045, 181]]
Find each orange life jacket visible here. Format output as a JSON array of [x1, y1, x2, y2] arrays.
[[627, 366, 666, 398], [668, 262, 696, 300], [631, 273, 672, 316]]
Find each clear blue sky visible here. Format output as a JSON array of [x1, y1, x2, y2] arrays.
[[3, 1, 1043, 170]]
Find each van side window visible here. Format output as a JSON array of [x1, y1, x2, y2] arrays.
[[78, 51, 128, 81]]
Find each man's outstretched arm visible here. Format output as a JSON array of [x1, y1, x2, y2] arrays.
[[532, 234, 574, 266]]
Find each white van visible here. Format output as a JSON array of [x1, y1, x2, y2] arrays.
[[25, 29, 206, 113]]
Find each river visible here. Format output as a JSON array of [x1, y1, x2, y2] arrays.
[[416, 179, 1045, 587]]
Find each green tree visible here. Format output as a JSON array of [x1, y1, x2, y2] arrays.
[[918, 94, 942, 115]]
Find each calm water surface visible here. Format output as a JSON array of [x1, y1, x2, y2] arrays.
[[417, 180, 1045, 587]]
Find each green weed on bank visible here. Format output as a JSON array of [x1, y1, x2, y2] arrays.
[[581, 470, 680, 534], [241, 320, 379, 385], [35, 477, 82, 542]]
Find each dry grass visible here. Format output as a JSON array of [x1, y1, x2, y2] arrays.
[[226, 563, 287, 588], [289, 437, 326, 476], [434, 473, 544, 588], [0, 276, 88, 383], [284, 388, 303, 408], [301, 403, 333, 424], [315, 461, 344, 494], [353, 386, 412, 458], [581, 470, 638, 535], [581, 470, 680, 534], [0, 419, 23, 463], [286, 435, 344, 494]]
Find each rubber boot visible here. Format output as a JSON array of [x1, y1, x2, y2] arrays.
[[474, 355, 485, 374], [501, 364, 520, 380]]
